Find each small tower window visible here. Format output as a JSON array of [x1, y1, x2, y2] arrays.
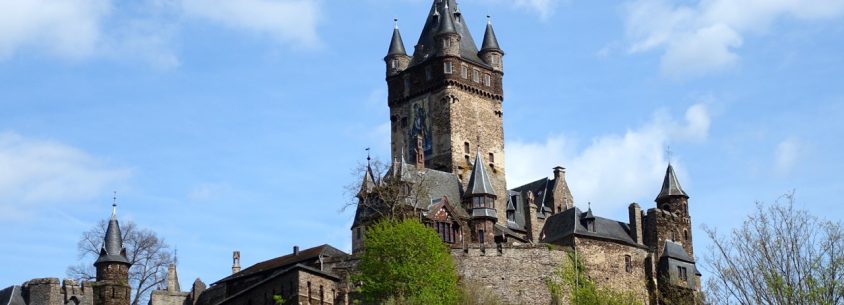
[[684, 230, 689, 241], [678, 266, 688, 281], [425, 66, 432, 80], [484, 74, 491, 86], [472, 69, 480, 82], [464, 142, 470, 154], [403, 75, 410, 97], [391, 59, 398, 69], [491, 55, 499, 64], [443, 38, 451, 48], [356, 227, 361, 240], [461, 64, 468, 78], [489, 153, 494, 163], [624, 255, 632, 273], [444, 62, 454, 74]]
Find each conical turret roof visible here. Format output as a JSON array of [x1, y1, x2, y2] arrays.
[[387, 23, 407, 57], [409, 0, 487, 68], [464, 151, 496, 197], [480, 19, 501, 52], [95, 203, 130, 266], [655, 164, 689, 201]]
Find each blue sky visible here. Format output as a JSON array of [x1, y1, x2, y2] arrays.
[[1, 0, 843, 289]]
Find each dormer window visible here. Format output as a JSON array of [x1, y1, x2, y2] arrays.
[[677, 266, 688, 281], [444, 62, 453, 74]]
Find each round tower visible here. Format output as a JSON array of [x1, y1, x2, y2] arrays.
[[93, 200, 132, 305]]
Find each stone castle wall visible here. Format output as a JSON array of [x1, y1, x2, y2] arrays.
[[22, 278, 93, 305]]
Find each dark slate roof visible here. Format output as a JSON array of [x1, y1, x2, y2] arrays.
[[359, 162, 377, 195], [480, 21, 501, 52], [387, 26, 407, 57], [661, 241, 695, 263], [95, 213, 130, 265], [425, 196, 470, 220], [464, 151, 495, 197], [409, 0, 489, 68], [541, 207, 644, 248], [656, 164, 688, 201], [510, 177, 555, 217], [218, 264, 339, 305], [0, 286, 25, 305], [494, 224, 527, 242], [214, 244, 349, 285]]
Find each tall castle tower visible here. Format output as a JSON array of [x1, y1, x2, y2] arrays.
[[385, 0, 507, 222], [93, 202, 132, 305]]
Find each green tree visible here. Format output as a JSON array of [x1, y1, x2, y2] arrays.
[[703, 193, 844, 305], [547, 252, 642, 305], [355, 218, 459, 305]]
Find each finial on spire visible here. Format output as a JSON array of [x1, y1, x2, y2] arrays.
[[666, 145, 673, 164], [394, 18, 399, 29], [365, 147, 371, 163], [112, 191, 117, 218], [487, 15, 492, 24]]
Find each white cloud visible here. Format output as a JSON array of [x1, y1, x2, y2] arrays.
[[623, 0, 844, 77], [0, 0, 322, 64], [0, 132, 131, 221], [0, 0, 110, 59], [506, 104, 710, 213], [774, 137, 799, 175], [181, 0, 321, 48], [513, 0, 559, 20]]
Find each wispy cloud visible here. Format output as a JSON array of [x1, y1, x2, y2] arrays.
[[623, 0, 844, 78], [0, 0, 323, 64], [774, 137, 800, 175], [512, 0, 561, 21], [181, 0, 321, 48], [0, 132, 131, 221], [506, 104, 710, 212], [0, 0, 110, 59]]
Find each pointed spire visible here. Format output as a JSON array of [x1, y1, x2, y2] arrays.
[[410, 0, 485, 67], [96, 197, 130, 266], [437, 1, 457, 35], [656, 163, 689, 202], [359, 155, 377, 195], [584, 202, 595, 220], [464, 149, 496, 197], [387, 18, 408, 56], [481, 16, 502, 52]]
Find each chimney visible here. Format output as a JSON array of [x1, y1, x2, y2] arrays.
[[553, 166, 566, 181], [293, 246, 300, 256], [629, 203, 643, 244], [232, 251, 241, 274]]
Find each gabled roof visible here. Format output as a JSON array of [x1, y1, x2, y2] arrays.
[[0, 286, 25, 305], [656, 164, 688, 201], [409, 0, 488, 68], [464, 151, 495, 197], [217, 264, 340, 305], [541, 207, 645, 249], [661, 241, 695, 264], [214, 244, 349, 285]]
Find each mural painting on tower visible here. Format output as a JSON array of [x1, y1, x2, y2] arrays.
[[407, 98, 432, 159]]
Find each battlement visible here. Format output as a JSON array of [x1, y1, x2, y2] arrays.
[[20, 278, 93, 305]]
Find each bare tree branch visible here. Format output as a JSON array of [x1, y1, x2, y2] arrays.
[[67, 220, 174, 305], [703, 192, 844, 305]]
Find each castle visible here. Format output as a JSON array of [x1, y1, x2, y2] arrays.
[[1, 1, 702, 304]]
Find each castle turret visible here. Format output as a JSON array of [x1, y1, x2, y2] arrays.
[[654, 163, 693, 256], [479, 17, 504, 72], [464, 150, 497, 247], [385, 19, 411, 77], [93, 199, 132, 305]]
